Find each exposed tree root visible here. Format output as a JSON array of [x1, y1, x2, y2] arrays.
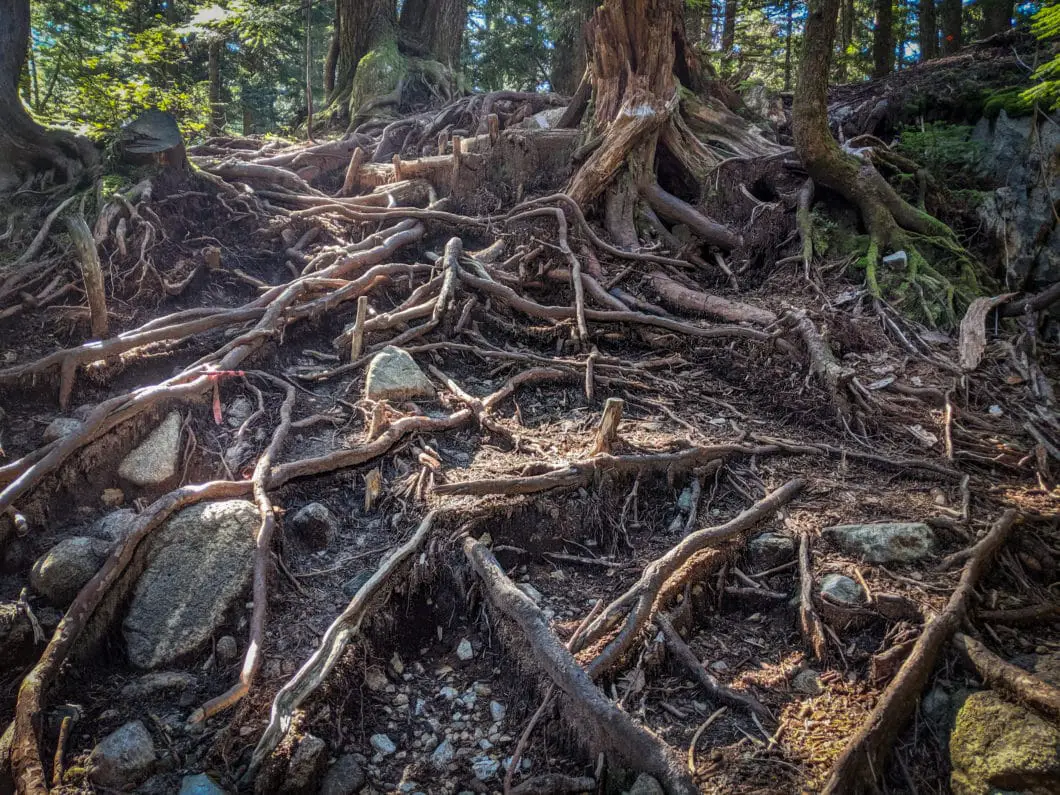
[[952, 632, 1060, 723], [797, 531, 828, 661]]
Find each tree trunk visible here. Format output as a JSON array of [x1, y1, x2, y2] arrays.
[[784, 0, 794, 90], [398, 0, 466, 68], [872, 0, 895, 77], [940, 0, 961, 54], [208, 38, 224, 135], [549, 3, 594, 95], [0, 0, 95, 190], [721, 0, 737, 54], [919, 0, 938, 60], [979, 0, 1013, 38], [324, 5, 339, 96], [329, 0, 396, 111]]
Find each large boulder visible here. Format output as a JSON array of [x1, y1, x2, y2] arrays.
[[30, 536, 112, 605], [122, 500, 257, 669], [87, 720, 156, 789], [950, 690, 1060, 794], [118, 411, 183, 487], [365, 346, 434, 402], [822, 522, 935, 563]]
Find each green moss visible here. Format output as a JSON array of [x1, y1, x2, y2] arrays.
[[349, 38, 407, 117], [982, 87, 1034, 119]]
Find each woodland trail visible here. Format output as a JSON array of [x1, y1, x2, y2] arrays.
[[0, 65, 1057, 795]]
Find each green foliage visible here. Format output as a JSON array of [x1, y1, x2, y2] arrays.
[[350, 39, 408, 117], [1020, 4, 1060, 111], [896, 123, 984, 179]]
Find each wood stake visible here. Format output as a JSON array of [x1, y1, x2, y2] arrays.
[[350, 295, 368, 360], [592, 398, 623, 455], [339, 146, 365, 196], [392, 153, 403, 181], [487, 113, 500, 144], [437, 131, 447, 155], [64, 211, 109, 339]]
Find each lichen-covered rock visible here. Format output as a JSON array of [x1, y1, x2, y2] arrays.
[[822, 522, 935, 563], [279, 734, 328, 794], [87, 720, 156, 788], [819, 573, 863, 605], [320, 754, 366, 795], [288, 502, 337, 550], [950, 690, 1060, 794], [123, 500, 257, 669], [118, 411, 183, 486], [179, 773, 228, 794], [91, 508, 139, 543], [42, 417, 84, 442], [365, 346, 434, 402], [747, 532, 795, 570], [30, 536, 112, 605]]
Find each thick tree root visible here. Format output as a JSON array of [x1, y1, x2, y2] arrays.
[[464, 538, 697, 795], [821, 509, 1020, 794], [952, 632, 1060, 722]]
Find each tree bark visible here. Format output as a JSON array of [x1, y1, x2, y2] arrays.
[[398, 0, 467, 67], [919, 0, 938, 60], [329, 0, 396, 110], [721, 0, 737, 54], [549, 3, 594, 95], [208, 38, 224, 135], [940, 0, 961, 54], [979, 0, 1013, 38], [873, 0, 895, 78]]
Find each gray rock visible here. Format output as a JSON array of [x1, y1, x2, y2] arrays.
[[431, 739, 455, 769], [950, 689, 1060, 795], [279, 734, 328, 794], [118, 411, 183, 486], [42, 417, 84, 442], [216, 635, 238, 664], [120, 671, 197, 700], [319, 754, 366, 795], [822, 522, 936, 563], [30, 536, 112, 605], [342, 569, 373, 598], [747, 532, 795, 571], [921, 686, 950, 725], [92, 508, 139, 543], [364, 666, 389, 692], [288, 502, 336, 550], [489, 701, 506, 723], [225, 396, 255, 429], [627, 773, 665, 795], [792, 669, 823, 695], [365, 347, 435, 402], [370, 733, 396, 755], [87, 720, 156, 788], [456, 638, 474, 661], [123, 500, 257, 669], [179, 773, 228, 794], [471, 755, 500, 781], [819, 573, 864, 605]]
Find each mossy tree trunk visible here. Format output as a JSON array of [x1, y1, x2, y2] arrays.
[[327, 0, 396, 119], [940, 0, 961, 55]]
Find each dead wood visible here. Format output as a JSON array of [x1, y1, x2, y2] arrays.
[[647, 272, 776, 325], [797, 531, 828, 661], [976, 603, 1060, 626], [957, 294, 1016, 371], [592, 398, 624, 455], [63, 210, 108, 339], [464, 538, 697, 795], [821, 509, 1020, 794], [952, 632, 1060, 723]]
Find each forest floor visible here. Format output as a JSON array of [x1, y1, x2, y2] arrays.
[[1, 53, 1058, 795]]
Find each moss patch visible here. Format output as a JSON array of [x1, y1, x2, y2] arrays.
[[349, 39, 408, 118]]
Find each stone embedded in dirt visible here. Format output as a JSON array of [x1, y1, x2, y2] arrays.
[[319, 754, 366, 795], [342, 569, 373, 598], [118, 411, 183, 486], [456, 638, 475, 661], [365, 666, 389, 692], [101, 487, 125, 507], [921, 685, 950, 725], [288, 502, 337, 550], [42, 416, 84, 442], [30, 536, 112, 605], [225, 396, 255, 428], [119, 671, 197, 700], [92, 508, 139, 543], [489, 701, 506, 723], [471, 755, 500, 781], [517, 583, 545, 605], [370, 733, 397, 755], [279, 734, 328, 794], [792, 669, 823, 695], [122, 499, 258, 669], [822, 521, 936, 563], [949, 689, 1060, 795], [819, 573, 864, 605], [431, 738, 455, 769], [365, 346, 435, 402], [626, 774, 665, 795], [216, 635, 238, 664], [747, 532, 796, 571], [439, 685, 459, 700], [179, 773, 227, 794], [87, 720, 156, 788]]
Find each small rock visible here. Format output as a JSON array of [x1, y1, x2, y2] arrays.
[[42, 417, 83, 442], [627, 773, 665, 795], [792, 669, 823, 695], [342, 569, 373, 598], [87, 720, 156, 788], [747, 532, 796, 571], [30, 536, 112, 605], [320, 754, 366, 795], [225, 396, 254, 429], [819, 573, 864, 605], [921, 686, 950, 725], [822, 522, 936, 564], [390, 651, 405, 676], [709, 660, 729, 673], [216, 635, 238, 664], [118, 411, 183, 486], [439, 686, 459, 700], [365, 666, 389, 692], [279, 734, 328, 794], [470, 756, 499, 781], [456, 638, 474, 661], [120, 671, 197, 700], [489, 701, 506, 723], [370, 734, 396, 755], [517, 584, 545, 604], [431, 739, 455, 769], [92, 508, 138, 542], [179, 773, 228, 794], [288, 502, 337, 550], [102, 487, 125, 507], [365, 347, 435, 402]]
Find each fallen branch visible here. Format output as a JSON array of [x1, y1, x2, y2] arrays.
[[797, 531, 828, 661]]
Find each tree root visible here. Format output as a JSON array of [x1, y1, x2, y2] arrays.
[[797, 531, 828, 661], [821, 509, 1020, 794], [952, 632, 1060, 723], [464, 538, 697, 795]]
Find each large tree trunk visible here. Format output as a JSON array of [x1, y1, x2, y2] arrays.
[[207, 38, 224, 135], [0, 0, 95, 191], [398, 0, 466, 68], [328, 0, 396, 115], [919, 0, 938, 60], [940, 0, 961, 54], [721, 0, 737, 54], [979, 0, 1013, 38], [872, 0, 895, 77]]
